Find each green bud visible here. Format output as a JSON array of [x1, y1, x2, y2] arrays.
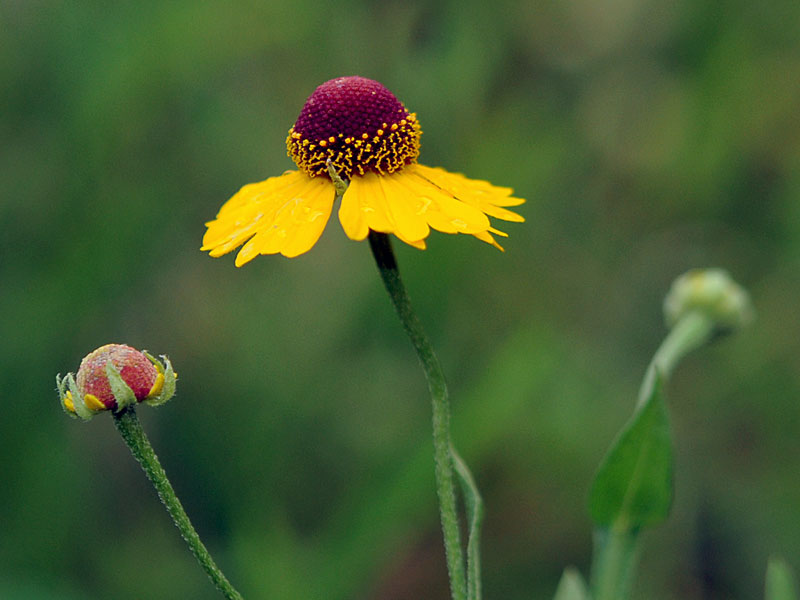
[[663, 269, 754, 332]]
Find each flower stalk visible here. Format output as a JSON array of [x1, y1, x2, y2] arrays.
[[368, 230, 469, 600], [112, 408, 244, 600], [589, 269, 753, 600]]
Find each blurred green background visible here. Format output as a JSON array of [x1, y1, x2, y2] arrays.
[[3, 0, 800, 598]]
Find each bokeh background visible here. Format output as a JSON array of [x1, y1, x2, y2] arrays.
[[3, 0, 800, 598]]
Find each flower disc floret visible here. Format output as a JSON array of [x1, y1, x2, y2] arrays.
[[287, 76, 421, 179]]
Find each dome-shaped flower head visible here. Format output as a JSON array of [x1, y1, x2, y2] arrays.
[[57, 344, 177, 420], [202, 76, 525, 264]]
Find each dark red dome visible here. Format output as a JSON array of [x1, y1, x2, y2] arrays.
[[287, 76, 421, 179], [293, 76, 409, 141]]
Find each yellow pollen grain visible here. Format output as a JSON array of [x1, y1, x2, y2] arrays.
[[287, 110, 422, 179]]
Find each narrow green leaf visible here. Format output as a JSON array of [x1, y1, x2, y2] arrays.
[[589, 373, 673, 531], [553, 567, 590, 600], [451, 445, 484, 600], [766, 556, 798, 600]]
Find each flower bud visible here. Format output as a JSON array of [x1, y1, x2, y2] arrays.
[[57, 344, 176, 420], [663, 269, 754, 332]]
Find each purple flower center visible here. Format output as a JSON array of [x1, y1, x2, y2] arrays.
[[286, 76, 421, 179]]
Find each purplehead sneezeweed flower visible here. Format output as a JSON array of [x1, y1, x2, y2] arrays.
[[57, 346, 243, 600], [201, 75, 525, 263], [201, 76, 524, 600]]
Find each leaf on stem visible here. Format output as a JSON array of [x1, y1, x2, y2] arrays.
[[451, 446, 484, 600], [589, 373, 673, 531]]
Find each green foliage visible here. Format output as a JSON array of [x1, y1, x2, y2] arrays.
[[589, 375, 673, 531], [452, 446, 484, 600], [553, 568, 590, 600], [766, 557, 798, 600]]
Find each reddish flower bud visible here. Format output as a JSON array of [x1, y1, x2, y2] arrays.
[[77, 344, 159, 409], [58, 344, 176, 420]]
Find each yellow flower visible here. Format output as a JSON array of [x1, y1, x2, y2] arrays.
[[202, 76, 525, 265]]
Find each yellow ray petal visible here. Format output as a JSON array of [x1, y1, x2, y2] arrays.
[[340, 172, 396, 237], [391, 170, 492, 234], [412, 164, 526, 220], [394, 232, 427, 250], [377, 174, 430, 242], [233, 175, 334, 264], [488, 226, 509, 238], [338, 180, 370, 241], [471, 230, 505, 251], [280, 182, 336, 258], [216, 170, 305, 217], [202, 171, 313, 252]]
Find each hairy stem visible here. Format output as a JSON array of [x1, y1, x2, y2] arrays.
[[368, 232, 468, 600], [113, 408, 244, 600]]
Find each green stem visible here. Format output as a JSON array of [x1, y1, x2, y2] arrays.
[[368, 231, 468, 600], [590, 528, 638, 600], [112, 408, 244, 600], [591, 310, 715, 599], [637, 310, 715, 409]]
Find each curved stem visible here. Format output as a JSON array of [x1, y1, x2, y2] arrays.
[[637, 311, 715, 409], [368, 232, 468, 600], [113, 408, 244, 600]]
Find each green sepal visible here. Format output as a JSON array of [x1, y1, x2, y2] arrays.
[[65, 372, 94, 420], [143, 350, 162, 372], [143, 354, 177, 407], [554, 567, 590, 600], [105, 361, 137, 411], [56, 374, 79, 420], [589, 373, 673, 531], [766, 556, 798, 600]]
